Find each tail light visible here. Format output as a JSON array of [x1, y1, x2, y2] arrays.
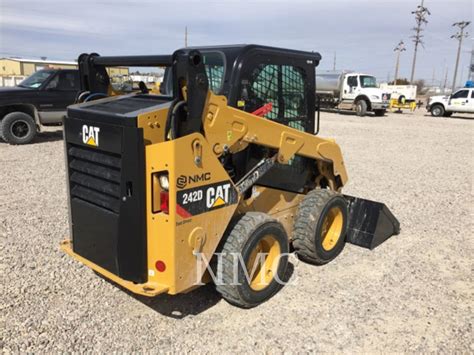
[[152, 172, 169, 214], [160, 191, 169, 214]]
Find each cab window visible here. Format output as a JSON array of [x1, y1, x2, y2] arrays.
[[452, 90, 468, 99], [203, 52, 225, 93], [471, 90, 474, 98], [18, 70, 54, 89], [347, 76, 358, 87], [240, 64, 308, 132], [360, 75, 377, 88], [45, 71, 80, 91]]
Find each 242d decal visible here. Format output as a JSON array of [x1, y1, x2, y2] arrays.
[[176, 181, 238, 218]]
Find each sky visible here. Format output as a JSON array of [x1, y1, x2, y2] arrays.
[[0, 0, 472, 85]]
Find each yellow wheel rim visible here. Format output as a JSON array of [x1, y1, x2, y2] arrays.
[[246, 235, 281, 291], [321, 207, 344, 251]]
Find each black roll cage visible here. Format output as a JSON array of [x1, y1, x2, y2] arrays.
[[76, 45, 321, 135]]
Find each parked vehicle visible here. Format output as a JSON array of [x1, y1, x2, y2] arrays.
[[0, 69, 80, 144], [380, 84, 418, 112], [316, 71, 390, 116], [427, 87, 474, 117]]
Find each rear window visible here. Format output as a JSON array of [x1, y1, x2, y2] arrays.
[[202, 52, 225, 93]]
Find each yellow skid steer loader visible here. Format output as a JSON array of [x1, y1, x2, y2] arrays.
[[61, 45, 399, 308]]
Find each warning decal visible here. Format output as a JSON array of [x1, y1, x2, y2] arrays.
[[176, 180, 238, 218]]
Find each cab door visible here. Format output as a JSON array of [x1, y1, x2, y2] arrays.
[[447, 89, 470, 113], [39, 70, 80, 124], [467, 90, 474, 113], [343, 75, 358, 101]]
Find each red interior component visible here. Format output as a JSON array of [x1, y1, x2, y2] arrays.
[[251, 102, 273, 117]]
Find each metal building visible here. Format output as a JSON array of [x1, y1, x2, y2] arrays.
[[0, 58, 77, 76]]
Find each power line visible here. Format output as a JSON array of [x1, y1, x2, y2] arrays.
[[409, 0, 430, 83]]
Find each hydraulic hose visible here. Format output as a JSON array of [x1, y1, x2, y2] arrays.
[[165, 100, 186, 140]]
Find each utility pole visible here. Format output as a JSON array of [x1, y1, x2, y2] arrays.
[[441, 59, 448, 90], [470, 49, 474, 81], [451, 21, 470, 91], [410, 0, 430, 83], [393, 40, 406, 85], [443, 67, 449, 92], [333, 52, 336, 71], [460, 65, 465, 86], [185, 26, 188, 47]]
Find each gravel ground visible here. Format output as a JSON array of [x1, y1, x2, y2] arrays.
[[1, 110, 473, 352]]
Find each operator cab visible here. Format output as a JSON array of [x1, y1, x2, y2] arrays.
[[76, 45, 321, 192]]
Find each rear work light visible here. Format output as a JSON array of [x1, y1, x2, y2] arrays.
[[152, 172, 169, 214], [158, 174, 169, 191]]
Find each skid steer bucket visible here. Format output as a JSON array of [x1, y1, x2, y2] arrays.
[[344, 195, 400, 249]]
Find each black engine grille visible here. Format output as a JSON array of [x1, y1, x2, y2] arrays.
[[68, 145, 122, 213]]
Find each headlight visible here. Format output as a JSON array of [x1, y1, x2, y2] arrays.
[[159, 174, 169, 191], [371, 95, 380, 100]]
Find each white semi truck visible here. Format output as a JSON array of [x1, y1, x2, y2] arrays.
[[316, 71, 390, 116]]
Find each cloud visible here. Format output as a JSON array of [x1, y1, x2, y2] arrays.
[[0, 0, 472, 83]]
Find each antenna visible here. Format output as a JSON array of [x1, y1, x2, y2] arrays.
[[185, 26, 188, 47]]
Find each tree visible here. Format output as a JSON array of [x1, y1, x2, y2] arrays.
[[414, 79, 426, 94], [388, 78, 410, 85]]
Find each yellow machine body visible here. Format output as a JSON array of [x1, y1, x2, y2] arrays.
[[61, 46, 399, 305], [61, 90, 347, 296]]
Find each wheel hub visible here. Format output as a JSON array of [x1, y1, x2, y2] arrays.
[[10, 120, 30, 138], [246, 235, 281, 291], [321, 207, 344, 251]]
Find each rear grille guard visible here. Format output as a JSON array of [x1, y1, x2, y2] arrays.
[[68, 145, 122, 213]]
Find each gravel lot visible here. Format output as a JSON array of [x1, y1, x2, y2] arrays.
[[1, 109, 473, 352]]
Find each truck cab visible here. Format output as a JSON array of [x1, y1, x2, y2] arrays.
[[343, 73, 388, 113], [316, 71, 389, 117], [427, 87, 474, 117], [0, 69, 80, 144]]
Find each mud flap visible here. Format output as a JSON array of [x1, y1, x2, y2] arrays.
[[344, 195, 400, 249]]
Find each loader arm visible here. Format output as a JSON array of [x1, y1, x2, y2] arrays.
[[200, 91, 348, 186], [168, 49, 347, 190]]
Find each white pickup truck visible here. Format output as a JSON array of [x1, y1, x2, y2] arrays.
[[427, 87, 474, 117]]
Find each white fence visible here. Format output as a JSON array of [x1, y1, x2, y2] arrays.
[[0, 76, 26, 87]]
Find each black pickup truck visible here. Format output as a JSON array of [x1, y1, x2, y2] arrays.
[[0, 69, 80, 144]]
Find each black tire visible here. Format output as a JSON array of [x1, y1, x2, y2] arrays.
[[398, 95, 406, 104], [293, 189, 348, 265], [1, 112, 37, 144], [355, 100, 368, 117], [374, 109, 386, 117], [215, 212, 289, 308], [430, 104, 445, 117]]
